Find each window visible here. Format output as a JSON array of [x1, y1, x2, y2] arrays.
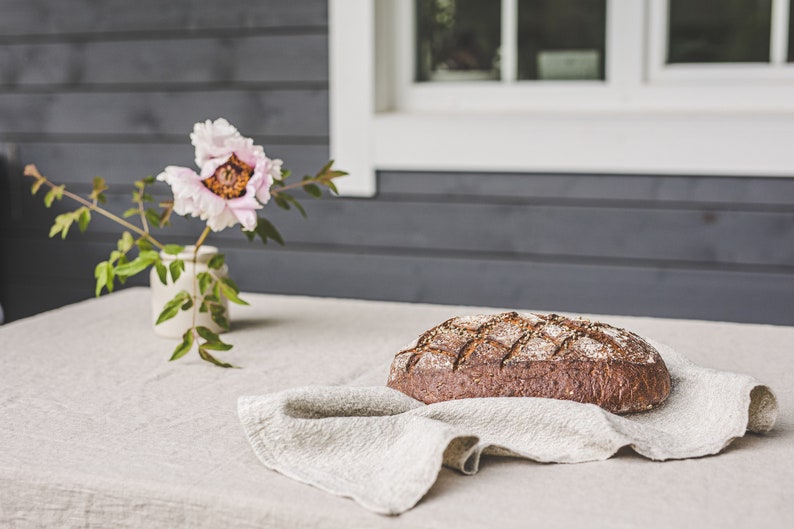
[[415, 0, 608, 83], [329, 0, 794, 197], [648, 0, 793, 81]]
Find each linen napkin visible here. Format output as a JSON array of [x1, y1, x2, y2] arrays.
[[238, 341, 777, 515]]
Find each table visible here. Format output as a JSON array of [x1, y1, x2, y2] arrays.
[[1, 287, 792, 528]]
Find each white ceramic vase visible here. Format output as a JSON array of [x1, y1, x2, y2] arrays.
[[150, 245, 229, 338]]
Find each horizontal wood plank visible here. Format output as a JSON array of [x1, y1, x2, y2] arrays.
[[0, 90, 328, 137], [8, 191, 794, 268], [10, 142, 330, 186], [0, 34, 328, 87], [0, 0, 327, 38], [3, 238, 792, 325], [378, 171, 794, 207]]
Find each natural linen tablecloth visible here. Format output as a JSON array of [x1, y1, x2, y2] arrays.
[[2, 288, 793, 529], [239, 342, 778, 515]]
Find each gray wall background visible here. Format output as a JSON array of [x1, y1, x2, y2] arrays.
[[1, 0, 793, 325]]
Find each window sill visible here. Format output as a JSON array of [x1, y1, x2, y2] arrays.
[[372, 111, 794, 178]]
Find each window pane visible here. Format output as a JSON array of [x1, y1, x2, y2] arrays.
[[516, 0, 606, 81], [668, 0, 771, 63], [789, 1, 794, 62], [415, 0, 501, 82]]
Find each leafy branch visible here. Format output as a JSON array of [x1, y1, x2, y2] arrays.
[[244, 160, 347, 246], [25, 157, 347, 368], [26, 165, 166, 250], [156, 250, 247, 368]]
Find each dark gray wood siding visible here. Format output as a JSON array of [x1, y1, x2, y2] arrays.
[[2, 1, 793, 325], [0, 0, 330, 320]]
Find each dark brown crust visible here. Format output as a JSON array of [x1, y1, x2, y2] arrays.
[[386, 312, 672, 414]]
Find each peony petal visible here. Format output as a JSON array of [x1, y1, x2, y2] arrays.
[[157, 166, 205, 216], [232, 207, 258, 232], [199, 154, 232, 179], [205, 208, 239, 232], [191, 118, 241, 167]]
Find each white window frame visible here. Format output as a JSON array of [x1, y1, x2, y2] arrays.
[[648, 0, 793, 83], [330, 0, 794, 197]]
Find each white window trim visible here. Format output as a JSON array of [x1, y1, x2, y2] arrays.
[[329, 0, 794, 197]]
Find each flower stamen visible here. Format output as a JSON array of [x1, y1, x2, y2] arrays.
[[203, 153, 253, 199]]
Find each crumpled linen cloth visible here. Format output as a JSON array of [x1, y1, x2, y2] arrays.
[[238, 341, 778, 515]]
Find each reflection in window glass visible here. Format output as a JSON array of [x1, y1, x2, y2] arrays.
[[789, 1, 794, 62], [415, 0, 501, 82], [668, 0, 771, 63], [517, 0, 606, 81]]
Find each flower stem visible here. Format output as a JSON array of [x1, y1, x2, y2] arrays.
[[270, 177, 323, 195], [41, 179, 165, 250], [190, 225, 212, 331], [194, 226, 212, 253]]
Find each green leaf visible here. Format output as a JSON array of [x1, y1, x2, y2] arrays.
[[274, 195, 291, 210], [163, 244, 185, 255], [43, 185, 65, 208], [197, 271, 213, 295], [156, 305, 181, 325], [207, 254, 225, 270], [49, 212, 75, 239], [90, 177, 108, 203], [284, 193, 307, 218], [326, 180, 339, 195], [202, 341, 233, 351], [250, 217, 284, 246], [222, 276, 240, 293], [170, 329, 194, 361], [145, 208, 161, 227], [94, 261, 111, 297], [155, 261, 168, 284], [122, 208, 139, 219], [169, 259, 184, 281], [30, 179, 45, 195], [155, 291, 191, 325], [219, 279, 248, 305], [114, 251, 159, 278], [209, 305, 230, 331], [117, 231, 135, 253], [143, 175, 156, 185], [303, 183, 322, 198], [77, 208, 91, 233], [196, 326, 221, 343], [315, 159, 334, 178], [198, 347, 236, 368], [136, 238, 154, 252]]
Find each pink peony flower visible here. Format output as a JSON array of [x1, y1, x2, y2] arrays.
[[157, 118, 283, 232]]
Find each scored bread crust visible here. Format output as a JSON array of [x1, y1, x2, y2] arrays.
[[386, 312, 672, 414]]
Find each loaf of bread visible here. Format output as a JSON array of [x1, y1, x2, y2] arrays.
[[387, 312, 671, 414]]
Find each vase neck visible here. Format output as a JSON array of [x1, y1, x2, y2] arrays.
[[160, 245, 219, 263]]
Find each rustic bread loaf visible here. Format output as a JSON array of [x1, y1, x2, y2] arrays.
[[387, 312, 671, 414]]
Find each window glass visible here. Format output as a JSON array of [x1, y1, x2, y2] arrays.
[[516, 0, 606, 81], [789, 1, 794, 62], [667, 0, 772, 63], [415, 0, 501, 82]]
